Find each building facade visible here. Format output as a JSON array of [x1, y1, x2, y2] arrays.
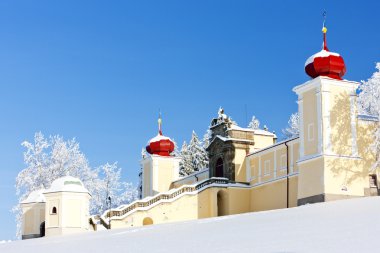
[[21, 25, 380, 238]]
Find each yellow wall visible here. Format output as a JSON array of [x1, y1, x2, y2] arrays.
[[235, 148, 248, 182], [253, 134, 276, 151], [329, 86, 353, 156], [251, 177, 298, 211], [157, 159, 176, 193], [110, 186, 251, 229], [297, 157, 324, 199]]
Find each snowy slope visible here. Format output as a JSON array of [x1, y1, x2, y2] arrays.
[[2, 197, 380, 253]]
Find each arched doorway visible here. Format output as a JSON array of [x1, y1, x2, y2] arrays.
[[143, 217, 153, 226], [217, 190, 228, 216], [39, 221, 45, 237], [215, 158, 224, 177]]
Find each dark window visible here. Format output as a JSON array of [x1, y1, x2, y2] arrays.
[[216, 158, 224, 177], [369, 174, 378, 188], [52, 206, 57, 214]]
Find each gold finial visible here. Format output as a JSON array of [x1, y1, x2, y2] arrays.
[[322, 27, 327, 34]]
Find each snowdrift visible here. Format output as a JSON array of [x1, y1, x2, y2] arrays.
[[2, 196, 380, 253]]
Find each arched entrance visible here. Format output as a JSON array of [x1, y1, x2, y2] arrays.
[[39, 221, 45, 237], [217, 190, 228, 216], [143, 217, 153, 226], [215, 158, 224, 177]]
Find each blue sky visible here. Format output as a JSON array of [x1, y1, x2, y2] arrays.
[[0, 0, 379, 240]]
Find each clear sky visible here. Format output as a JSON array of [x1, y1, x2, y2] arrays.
[[0, 0, 379, 240]]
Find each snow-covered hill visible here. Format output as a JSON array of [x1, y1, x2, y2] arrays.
[[2, 197, 380, 253]]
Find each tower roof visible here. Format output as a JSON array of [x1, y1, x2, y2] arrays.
[[305, 26, 346, 80], [146, 114, 175, 156], [44, 176, 89, 194]]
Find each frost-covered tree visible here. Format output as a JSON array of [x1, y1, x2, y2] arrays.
[[14, 132, 137, 237], [170, 139, 180, 157], [179, 141, 193, 176], [358, 63, 380, 170], [188, 131, 209, 171], [92, 163, 137, 215], [248, 116, 260, 129], [203, 129, 212, 149], [358, 63, 380, 116], [282, 112, 300, 138], [179, 131, 209, 176]]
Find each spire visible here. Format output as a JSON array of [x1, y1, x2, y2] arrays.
[[158, 111, 163, 135], [322, 11, 328, 51]]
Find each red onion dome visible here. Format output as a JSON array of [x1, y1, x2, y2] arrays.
[[305, 26, 346, 80], [146, 134, 175, 156], [145, 115, 175, 156]]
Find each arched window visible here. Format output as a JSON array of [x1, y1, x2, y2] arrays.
[[143, 217, 153, 226], [215, 158, 224, 177], [51, 206, 57, 214]]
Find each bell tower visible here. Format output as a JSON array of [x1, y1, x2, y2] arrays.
[[294, 24, 360, 205], [141, 115, 180, 198]]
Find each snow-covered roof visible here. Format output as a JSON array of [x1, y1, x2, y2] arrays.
[[21, 189, 46, 204], [214, 135, 254, 143], [44, 176, 89, 194], [148, 134, 172, 144], [305, 49, 340, 66], [227, 124, 276, 137]]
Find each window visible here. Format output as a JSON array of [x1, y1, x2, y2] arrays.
[[369, 174, 378, 188], [280, 155, 287, 171], [264, 160, 270, 176], [308, 123, 314, 141], [51, 207, 57, 215]]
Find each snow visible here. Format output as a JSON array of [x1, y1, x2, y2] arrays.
[[45, 176, 89, 194], [148, 134, 172, 144], [2, 197, 380, 252], [305, 49, 341, 66], [20, 189, 46, 204], [228, 124, 276, 137]]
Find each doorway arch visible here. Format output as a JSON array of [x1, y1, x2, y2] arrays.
[[143, 217, 153, 226], [39, 221, 45, 237], [215, 158, 224, 177], [217, 190, 228, 216]]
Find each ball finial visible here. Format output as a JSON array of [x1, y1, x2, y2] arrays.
[[322, 26, 327, 34]]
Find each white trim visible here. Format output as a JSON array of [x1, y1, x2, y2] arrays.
[[280, 154, 287, 171], [297, 153, 323, 165], [290, 144, 294, 173], [258, 157, 262, 183], [350, 94, 358, 156], [297, 152, 361, 165], [293, 76, 359, 95], [251, 172, 299, 188], [250, 165, 256, 181], [298, 98, 305, 157], [308, 123, 315, 142], [316, 88, 323, 153], [322, 86, 332, 153], [273, 150, 277, 178], [246, 157, 251, 182], [264, 160, 270, 176]]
